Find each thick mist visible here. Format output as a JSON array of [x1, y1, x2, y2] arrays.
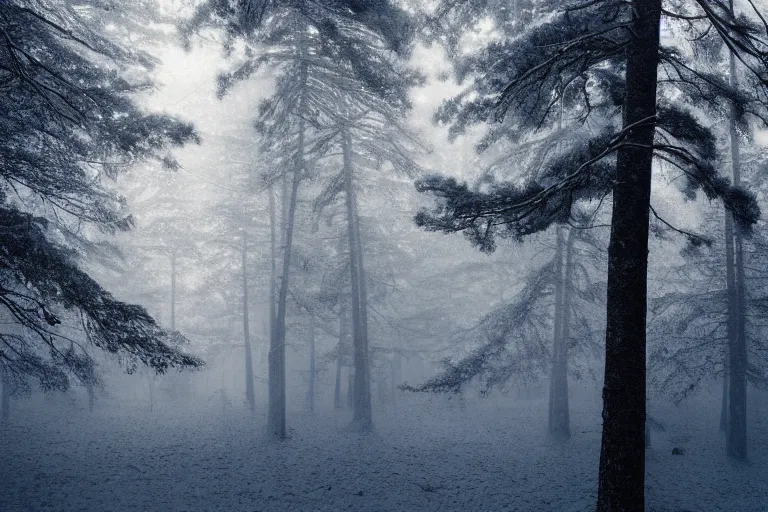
[[2, 1, 768, 511]]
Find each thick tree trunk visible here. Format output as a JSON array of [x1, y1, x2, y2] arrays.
[[242, 231, 255, 412], [549, 226, 574, 440], [727, 30, 748, 459], [596, 1, 661, 510], [342, 129, 372, 431], [307, 316, 316, 412]]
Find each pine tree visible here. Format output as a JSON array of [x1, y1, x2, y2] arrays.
[[0, 0, 203, 397], [417, 0, 767, 508], [190, 0, 419, 436]]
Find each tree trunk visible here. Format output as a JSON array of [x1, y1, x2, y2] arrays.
[[342, 128, 372, 431], [347, 367, 355, 409], [268, 57, 306, 438], [268, 184, 277, 412], [148, 374, 155, 412], [335, 295, 349, 409], [596, 1, 661, 510], [550, 226, 574, 440], [87, 382, 95, 413], [727, 25, 748, 458], [269, 169, 299, 439], [391, 351, 402, 404], [720, 360, 729, 431], [548, 226, 566, 439], [170, 249, 177, 331], [307, 316, 316, 413], [242, 231, 255, 412]]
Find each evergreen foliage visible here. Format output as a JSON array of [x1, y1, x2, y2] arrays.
[[0, 0, 203, 394]]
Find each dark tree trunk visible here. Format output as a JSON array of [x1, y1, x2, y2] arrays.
[[307, 316, 316, 412], [269, 165, 300, 439], [242, 231, 255, 412], [596, 1, 661, 510], [342, 129, 372, 431], [727, 30, 748, 459], [720, 359, 729, 432]]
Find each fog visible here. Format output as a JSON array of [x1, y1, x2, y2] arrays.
[[2, 1, 768, 511]]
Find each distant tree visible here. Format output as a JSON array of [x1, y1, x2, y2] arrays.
[[189, 0, 419, 436], [0, 0, 203, 404], [404, 217, 606, 441]]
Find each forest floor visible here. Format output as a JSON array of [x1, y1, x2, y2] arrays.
[[1, 390, 766, 512]]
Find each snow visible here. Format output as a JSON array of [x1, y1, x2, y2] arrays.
[[1, 391, 766, 511]]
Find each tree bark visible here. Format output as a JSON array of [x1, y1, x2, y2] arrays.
[[727, 24, 748, 458], [242, 230, 255, 411], [342, 128, 372, 431], [597, 1, 661, 510]]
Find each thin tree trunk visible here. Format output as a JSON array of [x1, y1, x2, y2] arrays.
[[597, 1, 661, 510], [148, 374, 155, 412], [268, 184, 278, 421], [307, 316, 315, 412], [269, 168, 300, 439], [242, 231, 255, 411], [87, 382, 95, 413], [268, 58, 306, 438], [335, 295, 349, 409], [550, 226, 574, 440], [342, 128, 372, 431], [720, 356, 729, 431], [170, 250, 177, 331], [727, 22, 748, 458], [347, 367, 355, 409], [548, 226, 565, 438], [391, 351, 402, 404]]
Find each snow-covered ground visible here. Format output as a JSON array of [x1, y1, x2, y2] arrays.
[[1, 391, 766, 511]]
